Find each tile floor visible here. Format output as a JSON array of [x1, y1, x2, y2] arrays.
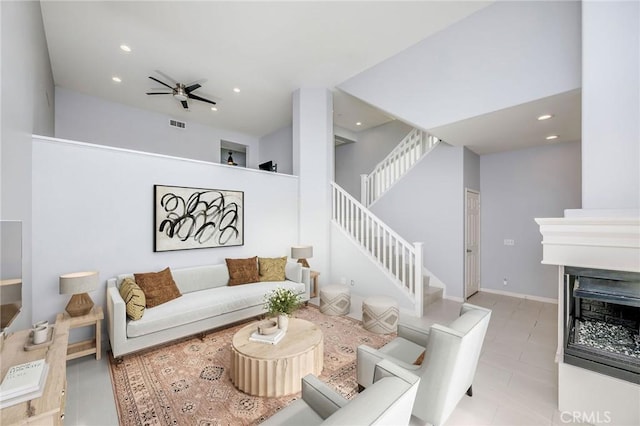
[[65, 292, 569, 425]]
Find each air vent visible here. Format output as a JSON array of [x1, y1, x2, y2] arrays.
[[169, 119, 186, 129]]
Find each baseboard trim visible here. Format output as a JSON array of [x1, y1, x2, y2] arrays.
[[479, 288, 558, 304]]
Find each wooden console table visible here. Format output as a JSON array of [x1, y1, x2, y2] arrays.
[[0, 319, 70, 425]]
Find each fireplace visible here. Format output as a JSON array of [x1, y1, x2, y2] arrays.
[[563, 267, 640, 384], [536, 213, 640, 425]]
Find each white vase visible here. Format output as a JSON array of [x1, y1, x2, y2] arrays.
[[278, 314, 289, 331]]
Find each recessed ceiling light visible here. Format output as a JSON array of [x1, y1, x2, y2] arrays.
[[211, 107, 218, 111], [537, 114, 553, 121], [112, 76, 122, 83], [546, 135, 559, 140], [120, 44, 131, 53], [233, 88, 241, 93], [356, 122, 362, 126]]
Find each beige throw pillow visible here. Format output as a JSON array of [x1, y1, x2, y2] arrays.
[[258, 256, 287, 282], [119, 277, 146, 320]]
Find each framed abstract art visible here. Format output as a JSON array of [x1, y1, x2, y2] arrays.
[[154, 184, 244, 252]]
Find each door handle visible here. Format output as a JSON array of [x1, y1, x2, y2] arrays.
[[466, 249, 472, 253]]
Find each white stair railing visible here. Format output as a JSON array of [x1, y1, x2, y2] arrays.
[[361, 128, 440, 206], [331, 182, 423, 316]]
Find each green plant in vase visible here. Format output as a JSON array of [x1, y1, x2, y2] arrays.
[[264, 287, 302, 331]]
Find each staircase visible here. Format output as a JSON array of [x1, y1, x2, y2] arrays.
[[331, 182, 442, 317], [360, 128, 441, 207], [332, 127, 445, 317]]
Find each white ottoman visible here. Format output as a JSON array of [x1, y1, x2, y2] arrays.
[[319, 285, 351, 316], [362, 296, 399, 334]]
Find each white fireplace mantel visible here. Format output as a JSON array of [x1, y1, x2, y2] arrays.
[[535, 216, 640, 272], [536, 213, 640, 425]]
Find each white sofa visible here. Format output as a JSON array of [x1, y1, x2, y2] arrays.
[[106, 261, 310, 358], [261, 359, 420, 426]]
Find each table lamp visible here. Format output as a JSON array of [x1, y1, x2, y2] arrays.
[[59, 271, 99, 317], [291, 245, 313, 268]]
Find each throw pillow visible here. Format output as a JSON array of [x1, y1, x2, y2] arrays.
[[119, 277, 146, 320], [414, 350, 426, 365], [134, 267, 182, 308], [258, 256, 287, 282], [225, 257, 259, 286]]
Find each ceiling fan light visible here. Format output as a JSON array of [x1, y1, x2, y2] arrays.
[[173, 83, 188, 101]]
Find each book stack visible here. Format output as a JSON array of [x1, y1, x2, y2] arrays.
[[0, 359, 49, 409], [249, 329, 285, 345]]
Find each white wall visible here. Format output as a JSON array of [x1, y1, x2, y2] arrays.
[[1, 1, 55, 331], [480, 141, 581, 299], [581, 1, 639, 210], [371, 143, 466, 299], [32, 136, 299, 342], [335, 120, 412, 199], [258, 125, 293, 175], [339, 1, 581, 131], [55, 88, 260, 167], [464, 147, 480, 192]]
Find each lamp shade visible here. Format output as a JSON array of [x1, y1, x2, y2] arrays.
[[291, 245, 313, 260], [59, 271, 99, 295]]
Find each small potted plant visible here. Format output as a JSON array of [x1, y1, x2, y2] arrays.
[[264, 287, 302, 331]]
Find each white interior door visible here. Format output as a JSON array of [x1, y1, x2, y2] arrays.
[[465, 189, 480, 298]]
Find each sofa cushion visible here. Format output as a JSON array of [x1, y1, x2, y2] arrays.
[[134, 267, 182, 308], [170, 264, 229, 294], [258, 256, 287, 282], [226, 257, 259, 285], [119, 278, 146, 320], [126, 280, 305, 338]]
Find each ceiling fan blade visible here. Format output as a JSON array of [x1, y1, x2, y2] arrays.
[[185, 83, 201, 93], [155, 70, 179, 85], [181, 100, 189, 109], [184, 78, 207, 87], [188, 93, 216, 105], [146, 92, 171, 95], [148, 76, 173, 89]]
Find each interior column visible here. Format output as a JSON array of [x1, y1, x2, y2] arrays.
[[292, 88, 334, 280]]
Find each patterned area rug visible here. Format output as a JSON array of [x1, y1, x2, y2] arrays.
[[108, 305, 394, 425]]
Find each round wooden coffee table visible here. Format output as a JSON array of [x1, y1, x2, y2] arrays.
[[230, 318, 323, 397]]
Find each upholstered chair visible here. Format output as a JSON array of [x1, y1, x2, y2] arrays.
[[262, 359, 420, 426], [356, 303, 491, 426]]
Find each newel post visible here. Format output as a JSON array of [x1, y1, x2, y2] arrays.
[[360, 174, 368, 206], [413, 242, 424, 317]]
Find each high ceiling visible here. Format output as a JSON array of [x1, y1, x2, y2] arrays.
[[431, 89, 582, 155], [40, 1, 491, 137]]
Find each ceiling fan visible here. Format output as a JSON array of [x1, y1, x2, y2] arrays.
[[146, 71, 216, 110]]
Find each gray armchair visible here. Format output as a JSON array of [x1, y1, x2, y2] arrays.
[[356, 303, 491, 426], [262, 359, 420, 426]]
